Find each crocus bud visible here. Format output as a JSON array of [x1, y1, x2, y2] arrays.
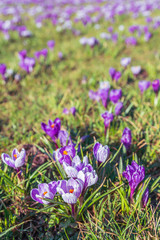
[[93, 142, 110, 163], [152, 79, 160, 94], [121, 128, 132, 151], [115, 102, 123, 116], [109, 89, 122, 104]]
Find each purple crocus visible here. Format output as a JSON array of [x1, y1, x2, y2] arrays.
[[142, 187, 149, 207], [35, 49, 48, 60], [30, 181, 57, 204], [55, 144, 76, 165], [109, 68, 121, 82], [115, 102, 123, 116], [122, 161, 145, 200], [20, 57, 35, 73], [41, 118, 61, 141], [101, 111, 114, 135], [93, 142, 110, 164], [18, 50, 27, 61], [1, 148, 26, 178], [138, 80, 151, 94], [58, 52, 63, 60], [152, 79, 160, 95], [109, 89, 122, 104], [0, 63, 7, 79], [98, 88, 109, 108], [89, 90, 101, 102], [87, 37, 99, 48], [58, 130, 72, 147], [125, 36, 137, 46], [131, 66, 141, 75], [70, 107, 76, 116], [121, 128, 132, 151], [47, 40, 55, 50], [120, 57, 131, 67]]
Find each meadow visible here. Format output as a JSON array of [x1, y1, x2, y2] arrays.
[[0, 0, 160, 239]]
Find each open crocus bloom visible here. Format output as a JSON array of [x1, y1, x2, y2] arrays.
[[1, 148, 26, 169], [93, 142, 110, 163], [31, 182, 57, 204], [138, 80, 151, 94], [57, 178, 83, 204], [55, 144, 76, 165], [63, 155, 90, 178], [121, 57, 131, 67], [41, 118, 61, 141], [122, 161, 145, 199]]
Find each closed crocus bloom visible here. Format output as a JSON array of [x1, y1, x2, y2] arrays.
[[121, 57, 131, 67], [0, 63, 7, 76], [77, 167, 98, 191], [20, 57, 35, 73], [47, 40, 55, 49], [142, 187, 149, 207], [35, 49, 48, 60], [109, 68, 121, 82], [1, 148, 26, 169], [89, 90, 101, 102], [18, 50, 27, 61], [122, 161, 145, 199], [93, 142, 110, 163], [55, 144, 76, 165], [41, 118, 61, 141], [138, 80, 151, 94], [99, 81, 110, 90], [87, 37, 99, 48], [101, 111, 114, 129], [125, 36, 137, 46], [98, 88, 109, 108], [57, 178, 83, 204], [30, 181, 57, 204], [58, 52, 63, 59], [58, 130, 72, 147], [109, 89, 122, 104], [70, 107, 76, 116], [152, 79, 160, 94], [121, 128, 132, 150], [131, 66, 141, 75], [115, 102, 123, 116]]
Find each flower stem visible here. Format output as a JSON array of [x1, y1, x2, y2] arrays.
[[71, 204, 75, 217], [16, 168, 21, 179]]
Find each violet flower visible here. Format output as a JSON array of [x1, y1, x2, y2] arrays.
[[120, 57, 131, 67], [30, 182, 57, 204], [98, 88, 109, 108], [122, 161, 145, 200], [55, 144, 76, 165], [58, 130, 72, 147], [20, 57, 35, 73], [142, 187, 149, 207], [89, 90, 101, 102], [63, 107, 76, 116], [109, 89, 122, 104], [101, 111, 114, 135], [35, 49, 48, 60], [115, 102, 123, 116], [58, 52, 63, 59], [0, 63, 7, 79], [131, 66, 141, 75], [152, 79, 160, 95], [125, 36, 137, 46], [138, 80, 151, 94], [93, 142, 110, 164], [18, 50, 27, 61], [121, 128, 132, 151], [109, 68, 121, 82], [1, 148, 26, 178], [87, 37, 99, 48], [47, 40, 55, 50], [41, 118, 61, 141]]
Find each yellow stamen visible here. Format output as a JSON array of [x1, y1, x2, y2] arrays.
[[63, 150, 68, 155], [14, 154, 17, 159], [69, 189, 74, 193], [51, 124, 55, 128], [43, 191, 47, 195]]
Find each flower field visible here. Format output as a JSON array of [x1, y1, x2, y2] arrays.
[[0, 0, 160, 239]]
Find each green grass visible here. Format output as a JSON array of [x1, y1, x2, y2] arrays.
[[0, 6, 160, 240]]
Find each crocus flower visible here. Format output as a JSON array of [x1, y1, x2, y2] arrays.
[[89, 90, 101, 102], [77, 166, 98, 191], [98, 88, 109, 108], [1, 148, 26, 169], [93, 142, 110, 164], [18, 50, 27, 61], [87, 37, 99, 48], [122, 161, 145, 200], [101, 111, 114, 135], [30, 181, 57, 204], [121, 128, 132, 151], [125, 36, 137, 46], [70, 107, 76, 116], [58, 130, 72, 147], [109, 89, 122, 104], [99, 81, 110, 90], [109, 68, 121, 82], [138, 80, 151, 94], [57, 178, 83, 205], [115, 102, 123, 116], [63, 108, 70, 115], [0, 63, 7, 79], [58, 52, 63, 59], [120, 57, 131, 67], [41, 118, 61, 141], [142, 187, 149, 207], [35, 49, 48, 60], [47, 40, 55, 50], [63, 155, 89, 178], [55, 144, 76, 165], [152, 79, 160, 95], [131, 66, 141, 75], [20, 57, 35, 73]]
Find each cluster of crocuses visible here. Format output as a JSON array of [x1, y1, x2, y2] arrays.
[[79, 37, 99, 48]]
